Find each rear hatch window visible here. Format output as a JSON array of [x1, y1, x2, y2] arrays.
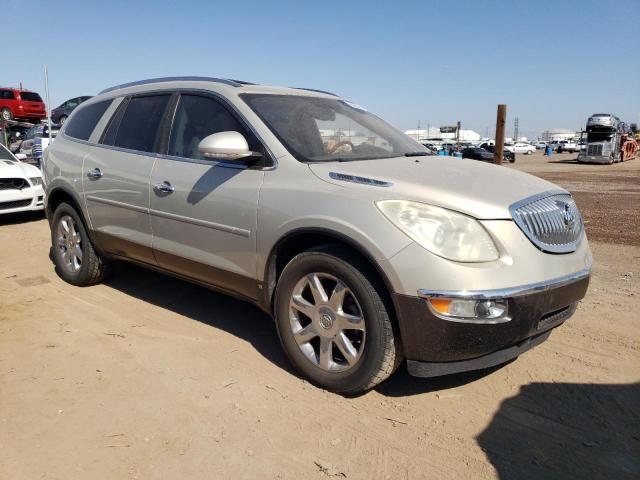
[[20, 92, 43, 102]]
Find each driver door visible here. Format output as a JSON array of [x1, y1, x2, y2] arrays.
[[149, 93, 265, 300]]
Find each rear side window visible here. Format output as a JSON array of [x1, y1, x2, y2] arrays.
[[65, 100, 112, 141], [1, 90, 15, 100], [102, 95, 170, 153], [20, 92, 42, 102]]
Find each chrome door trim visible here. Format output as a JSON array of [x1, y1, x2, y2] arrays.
[[85, 195, 148, 214], [148, 208, 251, 238]]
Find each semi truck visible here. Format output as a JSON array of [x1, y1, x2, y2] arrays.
[[578, 113, 638, 164]]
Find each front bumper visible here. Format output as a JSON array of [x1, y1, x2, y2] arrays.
[[394, 266, 590, 377], [0, 185, 45, 214]]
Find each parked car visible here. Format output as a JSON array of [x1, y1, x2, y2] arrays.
[[19, 124, 59, 165], [505, 142, 535, 155], [0, 87, 47, 122], [44, 77, 591, 394], [461, 147, 494, 161], [548, 140, 579, 153], [534, 141, 546, 149], [0, 143, 44, 214], [51, 96, 92, 125], [479, 143, 516, 162]]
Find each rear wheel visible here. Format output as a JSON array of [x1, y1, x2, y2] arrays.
[[58, 115, 67, 125], [51, 202, 109, 286], [274, 248, 400, 394], [1, 108, 12, 121]]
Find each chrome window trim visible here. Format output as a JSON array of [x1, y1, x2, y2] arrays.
[[62, 88, 277, 171], [509, 189, 584, 254], [418, 261, 592, 301]]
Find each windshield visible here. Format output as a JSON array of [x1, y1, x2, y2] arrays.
[[0, 144, 16, 161], [241, 94, 427, 162], [587, 132, 614, 142]]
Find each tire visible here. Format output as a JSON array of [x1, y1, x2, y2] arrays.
[[526, 149, 533, 155], [51, 202, 109, 286], [509, 156, 515, 163], [557, 147, 563, 153], [58, 115, 67, 125], [1, 108, 13, 121], [274, 247, 400, 394]]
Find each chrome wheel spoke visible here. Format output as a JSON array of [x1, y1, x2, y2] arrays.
[[294, 323, 317, 345], [335, 332, 358, 365], [73, 245, 83, 263], [318, 337, 332, 370], [307, 273, 328, 304], [291, 294, 316, 319], [338, 311, 365, 331], [328, 281, 347, 311]]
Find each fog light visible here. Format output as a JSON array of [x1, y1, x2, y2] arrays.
[[427, 298, 509, 323]]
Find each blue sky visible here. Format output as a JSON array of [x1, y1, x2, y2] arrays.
[[2, 0, 638, 138]]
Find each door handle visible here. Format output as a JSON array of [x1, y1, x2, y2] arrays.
[[153, 181, 175, 194], [87, 168, 103, 179]]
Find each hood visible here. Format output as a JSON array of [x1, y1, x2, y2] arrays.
[[0, 159, 42, 180], [308, 156, 562, 219]]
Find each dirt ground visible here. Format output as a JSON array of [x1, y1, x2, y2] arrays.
[[1, 152, 638, 480]]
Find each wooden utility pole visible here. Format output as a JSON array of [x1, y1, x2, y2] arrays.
[[494, 104, 507, 164]]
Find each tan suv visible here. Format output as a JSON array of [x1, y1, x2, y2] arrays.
[[44, 77, 591, 394]]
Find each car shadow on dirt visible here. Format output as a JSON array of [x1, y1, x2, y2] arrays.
[[476, 382, 640, 480], [96, 261, 513, 396], [101, 261, 297, 376]]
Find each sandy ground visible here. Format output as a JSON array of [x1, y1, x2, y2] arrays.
[[1, 152, 638, 480]]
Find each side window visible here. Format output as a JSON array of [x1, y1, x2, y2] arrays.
[[167, 94, 256, 160], [1, 90, 15, 100], [25, 127, 36, 140], [66, 98, 79, 109], [65, 100, 112, 141], [103, 95, 170, 153]]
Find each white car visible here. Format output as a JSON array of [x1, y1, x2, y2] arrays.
[[505, 142, 535, 154], [0, 143, 45, 214]]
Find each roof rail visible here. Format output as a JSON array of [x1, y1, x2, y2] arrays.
[[99, 76, 243, 95], [294, 87, 338, 97]]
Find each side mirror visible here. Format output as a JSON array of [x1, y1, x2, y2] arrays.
[[198, 131, 262, 161]]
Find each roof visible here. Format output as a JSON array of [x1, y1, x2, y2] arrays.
[[98, 76, 339, 98], [0, 86, 38, 92]]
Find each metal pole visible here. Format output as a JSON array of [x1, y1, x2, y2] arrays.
[[44, 65, 52, 144], [494, 104, 507, 164]]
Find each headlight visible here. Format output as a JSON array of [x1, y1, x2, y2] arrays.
[[376, 200, 499, 262], [29, 177, 42, 186]]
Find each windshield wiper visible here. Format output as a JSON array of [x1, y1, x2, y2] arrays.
[[404, 152, 429, 157]]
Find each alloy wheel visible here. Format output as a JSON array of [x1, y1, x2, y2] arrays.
[[289, 272, 366, 372], [56, 215, 83, 273]]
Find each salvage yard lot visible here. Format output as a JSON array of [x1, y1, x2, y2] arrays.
[[1, 152, 638, 479]]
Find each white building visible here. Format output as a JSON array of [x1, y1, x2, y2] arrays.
[[540, 129, 579, 142], [405, 128, 481, 142]]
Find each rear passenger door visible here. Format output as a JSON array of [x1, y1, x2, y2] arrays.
[[149, 93, 265, 300], [83, 94, 172, 264]]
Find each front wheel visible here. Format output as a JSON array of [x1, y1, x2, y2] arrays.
[[51, 202, 109, 286], [274, 248, 400, 394], [1, 108, 13, 121], [58, 115, 67, 125]]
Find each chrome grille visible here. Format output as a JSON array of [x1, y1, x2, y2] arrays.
[[587, 144, 602, 156], [510, 192, 584, 253]]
